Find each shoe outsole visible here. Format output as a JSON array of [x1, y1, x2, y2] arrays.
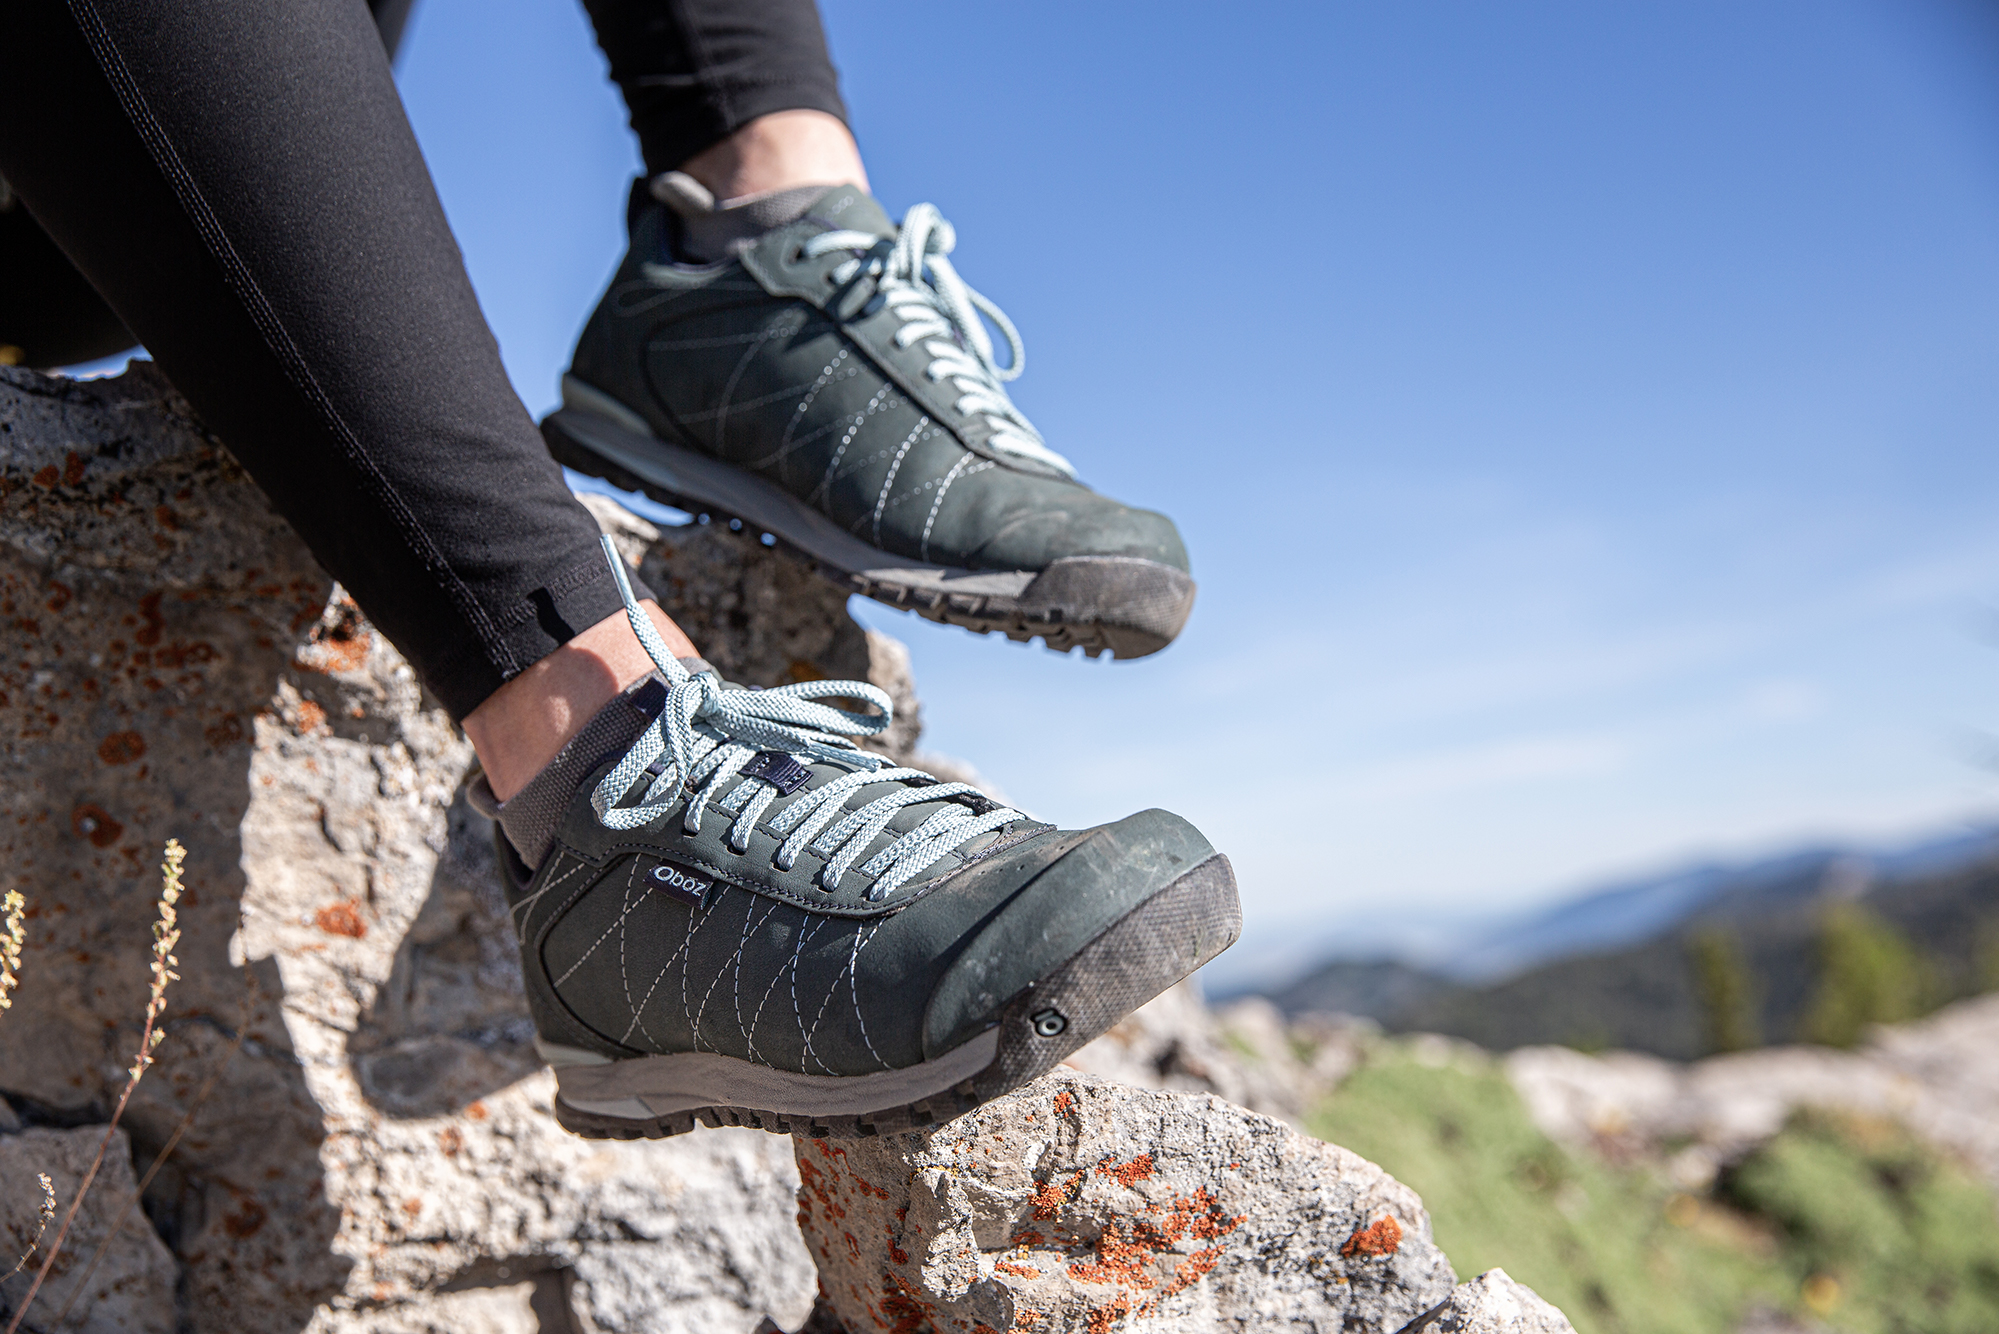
[[550, 851, 1240, 1141], [543, 403, 1196, 660]]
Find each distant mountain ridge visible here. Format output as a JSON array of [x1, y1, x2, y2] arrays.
[[1442, 825, 1998, 984], [1245, 822, 1999, 1059]]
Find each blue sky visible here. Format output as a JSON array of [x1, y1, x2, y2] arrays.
[[388, 0, 1999, 984]]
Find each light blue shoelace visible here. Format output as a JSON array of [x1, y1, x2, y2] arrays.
[[591, 538, 1027, 900], [803, 204, 1078, 480]]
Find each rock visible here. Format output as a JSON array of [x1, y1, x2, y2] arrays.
[[1066, 982, 1369, 1126], [1397, 1269, 1576, 1334], [0, 1124, 179, 1334], [794, 1069, 1458, 1334], [1504, 991, 1999, 1188], [0, 364, 826, 1333]]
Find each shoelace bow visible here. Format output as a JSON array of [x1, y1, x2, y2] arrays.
[[802, 203, 1078, 480], [591, 538, 1027, 900]]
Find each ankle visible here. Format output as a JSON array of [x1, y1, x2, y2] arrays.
[[462, 601, 697, 802], [677, 109, 869, 202]]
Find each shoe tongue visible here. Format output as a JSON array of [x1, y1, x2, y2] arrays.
[[802, 185, 896, 240]]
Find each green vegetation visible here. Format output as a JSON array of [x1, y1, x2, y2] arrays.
[[1305, 1043, 1999, 1334], [1723, 1111, 1999, 1334], [1688, 926, 1759, 1054], [1805, 903, 1931, 1048]]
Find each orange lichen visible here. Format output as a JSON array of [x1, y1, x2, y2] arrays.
[[298, 596, 371, 673], [1098, 1153, 1155, 1189], [314, 901, 367, 939], [1085, 1292, 1137, 1334], [878, 1272, 936, 1334], [1052, 1090, 1076, 1116], [1030, 1169, 1086, 1221], [994, 1260, 1039, 1279], [292, 699, 328, 735], [1340, 1214, 1402, 1259]]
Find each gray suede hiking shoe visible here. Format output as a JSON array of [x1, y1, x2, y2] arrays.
[[479, 540, 1238, 1140], [543, 177, 1197, 659]]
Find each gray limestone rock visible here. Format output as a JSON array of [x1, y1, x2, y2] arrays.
[[1396, 1269, 1576, 1334], [0, 1125, 179, 1334], [1504, 991, 1999, 1190], [0, 364, 819, 1334], [794, 1068, 1457, 1334]]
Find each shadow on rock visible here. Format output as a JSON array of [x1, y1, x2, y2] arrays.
[[0, 365, 352, 1331]]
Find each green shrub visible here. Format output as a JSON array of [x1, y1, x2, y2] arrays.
[[1306, 1048, 1780, 1334], [1688, 926, 1759, 1055], [1723, 1111, 1999, 1334], [1804, 903, 1929, 1047]]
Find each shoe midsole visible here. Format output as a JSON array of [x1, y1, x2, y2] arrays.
[[551, 384, 1036, 596], [547, 1027, 1001, 1121]]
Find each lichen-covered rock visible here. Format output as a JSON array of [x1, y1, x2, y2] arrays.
[[0, 364, 831, 1334], [0, 1125, 179, 1334], [1397, 1269, 1575, 1334], [794, 1069, 1457, 1334]]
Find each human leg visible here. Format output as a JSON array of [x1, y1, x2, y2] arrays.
[[1, 0, 1238, 1140], [0, 0, 420, 372], [0, 0, 694, 794]]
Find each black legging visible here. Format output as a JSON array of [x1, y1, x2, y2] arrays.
[[0, 0, 846, 721]]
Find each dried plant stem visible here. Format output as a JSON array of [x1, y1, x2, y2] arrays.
[[48, 971, 261, 1330], [4, 842, 184, 1334], [3, 1174, 55, 1282], [0, 889, 24, 1013]]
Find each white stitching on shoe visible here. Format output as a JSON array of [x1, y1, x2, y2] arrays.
[[621, 880, 724, 1047], [801, 919, 876, 1076], [746, 915, 819, 1067], [788, 916, 828, 1073], [697, 895, 774, 1052], [743, 347, 848, 473], [809, 386, 894, 504], [508, 853, 591, 942], [872, 417, 929, 545], [553, 858, 649, 987], [849, 922, 891, 1071], [677, 881, 730, 1051], [618, 860, 640, 1028], [917, 454, 974, 562], [713, 307, 802, 455]]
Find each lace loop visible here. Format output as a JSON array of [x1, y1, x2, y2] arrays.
[[591, 539, 1026, 899], [804, 204, 1077, 479]]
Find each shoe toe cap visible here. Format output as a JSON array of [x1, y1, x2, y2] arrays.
[[919, 809, 1217, 1059]]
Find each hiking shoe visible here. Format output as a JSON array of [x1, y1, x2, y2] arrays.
[[542, 177, 1196, 659], [476, 539, 1239, 1139]]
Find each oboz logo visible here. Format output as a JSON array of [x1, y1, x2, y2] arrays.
[[648, 861, 714, 909]]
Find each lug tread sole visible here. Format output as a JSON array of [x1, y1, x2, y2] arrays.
[[544, 414, 1191, 660]]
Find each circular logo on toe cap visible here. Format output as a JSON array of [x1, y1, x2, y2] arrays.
[[648, 861, 714, 909], [1030, 1007, 1069, 1038]]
